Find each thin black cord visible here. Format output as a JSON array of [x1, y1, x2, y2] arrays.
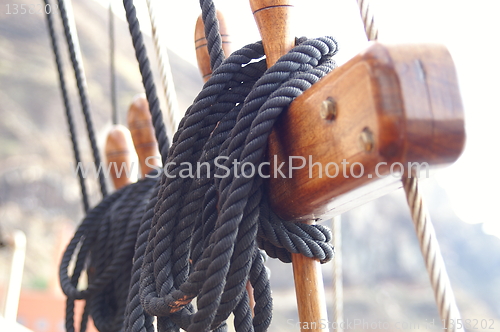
[[43, 0, 89, 212], [57, 0, 108, 198], [131, 37, 337, 332]]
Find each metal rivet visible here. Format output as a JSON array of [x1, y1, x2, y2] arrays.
[[320, 97, 337, 121], [360, 127, 374, 152]]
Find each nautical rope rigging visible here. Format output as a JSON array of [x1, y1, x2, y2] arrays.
[[403, 174, 463, 332], [56, 0, 335, 332], [356, 0, 378, 41], [356, 1, 463, 331], [47, 0, 466, 331], [43, 0, 90, 212], [127, 37, 337, 332], [145, 0, 181, 137], [56, 0, 108, 198], [59, 177, 157, 332], [122, 0, 170, 163]]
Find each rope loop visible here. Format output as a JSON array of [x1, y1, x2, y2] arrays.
[[59, 178, 157, 332], [128, 36, 338, 332]]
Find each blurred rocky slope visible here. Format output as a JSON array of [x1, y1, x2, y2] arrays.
[[0, 0, 202, 304], [0, 0, 499, 331]]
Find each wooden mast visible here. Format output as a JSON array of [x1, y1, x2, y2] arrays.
[[249, 1, 330, 330]]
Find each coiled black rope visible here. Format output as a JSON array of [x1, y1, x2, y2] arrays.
[[59, 177, 157, 332], [57, 0, 107, 198], [123, 36, 338, 332], [42, 0, 89, 212], [58, 0, 337, 331]]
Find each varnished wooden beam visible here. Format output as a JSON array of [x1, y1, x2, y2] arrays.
[[268, 42, 465, 220]]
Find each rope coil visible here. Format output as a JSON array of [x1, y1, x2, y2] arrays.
[[129, 36, 337, 332], [59, 37, 337, 332], [58, 1, 337, 331], [59, 178, 157, 332]]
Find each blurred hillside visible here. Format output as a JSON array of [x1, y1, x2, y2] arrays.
[[0, 0, 499, 331]]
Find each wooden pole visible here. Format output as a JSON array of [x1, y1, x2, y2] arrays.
[[127, 94, 162, 178], [105, 125, 135, 189], [194, 10, 232, 82], [2, 230, 26, 322], [249, 1, 329, 331]]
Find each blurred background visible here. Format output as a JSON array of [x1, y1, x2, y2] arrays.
[[0, 0, 499, 331]]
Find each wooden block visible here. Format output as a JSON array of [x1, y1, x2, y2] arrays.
[[268, 42, 465, 220]]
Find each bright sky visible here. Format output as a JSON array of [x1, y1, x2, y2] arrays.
[[100, 0, 500, 237]]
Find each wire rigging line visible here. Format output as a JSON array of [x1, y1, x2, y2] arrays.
[[332, 215, 344, 332], [145, 0, 181, 138], [109, 0, 118, 125], [356, 1, 463, 330], [43, 0, 90, 212], [356, 0, 378, 41], [57, 0, 108, 198], [403, 174, 464, 332]]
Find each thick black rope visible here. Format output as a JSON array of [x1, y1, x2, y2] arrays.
[[58, 1, 172, 331], [200, 0, 225, 72], [122, 0, 170, 163], [58, 1, 336, 331], [57, 0, 107, 198], [42, 0, 89, 212], [124, 36, 337, 332]]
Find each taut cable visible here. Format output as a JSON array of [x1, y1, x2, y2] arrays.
[[356, 1, 463, 330], [145, 0, 181, 137], [403, 173, 463, 332]]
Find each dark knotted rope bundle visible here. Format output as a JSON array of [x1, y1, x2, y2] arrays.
[[123, 36, 338, 332], [59, 177, 156, 332], [57, 0, 337, 331]]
